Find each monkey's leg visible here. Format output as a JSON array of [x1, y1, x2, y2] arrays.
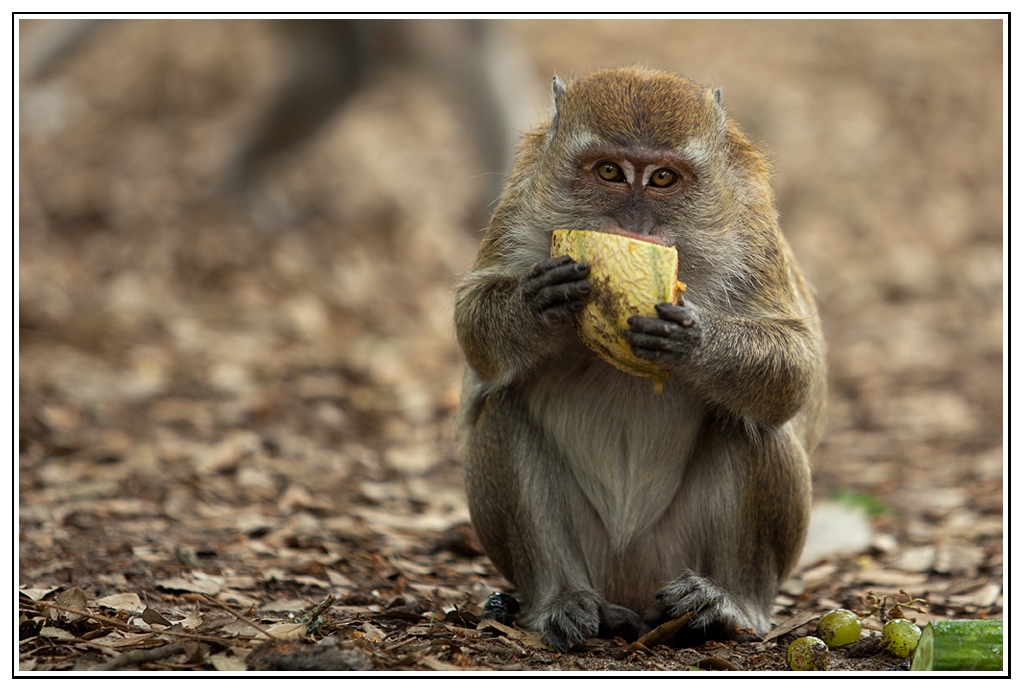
[[646, 423, 811, 640], [464, 388, 646, 651], [20, 18, 110, 80], [224, 20, 367, 199]]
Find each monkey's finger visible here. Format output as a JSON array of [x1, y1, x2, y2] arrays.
[[522, 262, 589, 304], [625, 323, 696, 362], [623, 329, 678, 357], [540, 595, 601, 651], [527, 255, 587, 279], [540, 261, 589, 287], [655, 302, 698, 328], [629, 347, 670, 363], [626, 315, 677, 337], [535, 281, 590, 312], [541, 630, 572, 654]]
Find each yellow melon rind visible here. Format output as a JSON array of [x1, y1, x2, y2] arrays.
[[550, 229, 684, 390]]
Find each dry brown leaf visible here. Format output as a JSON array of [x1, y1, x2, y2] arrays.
[[763, 611, 821, 642], [38, 626, 76, 640], [191, 431, 259, 474], [94, 592, 145, 613], [180, 604, 203, 631], [361, 622, 387, 642], [267, 622, 307, 640], [208, 651, 248, 671], [478, 618, 523, 640], [260, 598, 310, 613], [855, 570, 930, 588], [54, 586, 88, 622], [221, 619, 259, 637], [95, 632, 158, 649], [635, 610, 697, 648], [947, 583, 1002, 607], [893, 546, 937, 573], [141, 607, 172, 627], [20, 588, 57, 602], [419, 654, 465, 671], [156, 572, 224, 596], [182, 641, 208, 665], [518, 632, 547, 649]]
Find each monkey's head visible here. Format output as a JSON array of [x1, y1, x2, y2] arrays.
[[547, 66, 725, 163], [503, 66, 775, 287]]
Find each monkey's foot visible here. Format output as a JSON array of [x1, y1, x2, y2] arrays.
[[527, 591, 648, 652], [528, 590, 601, 652], [644, 570, 764, 642], [598, 601, 650, 642]]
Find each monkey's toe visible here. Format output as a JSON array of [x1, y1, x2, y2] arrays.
[[598, 602, 649, 641]]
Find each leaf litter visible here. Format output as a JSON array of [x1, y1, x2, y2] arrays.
[[18, 18, 1002, 672]]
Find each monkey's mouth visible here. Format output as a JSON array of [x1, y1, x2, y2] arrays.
[[600, 225, 668, 246]]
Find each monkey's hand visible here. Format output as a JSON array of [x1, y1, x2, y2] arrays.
[[520, 256, 590, 324], [455, 256, 590, 385], [626, 299, 821, 426], [643, 570, 762, 642], [624, 301, 702, 365]]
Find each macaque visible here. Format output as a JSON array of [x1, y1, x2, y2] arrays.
[[222, 19, 528, 225], [20, 18, 532, 227], [454, 66, 827, 652]]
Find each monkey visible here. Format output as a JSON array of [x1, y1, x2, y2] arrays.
[[221, 19, 532, 227], [20, 18, 536, 229], [454, 66, 827, 652]]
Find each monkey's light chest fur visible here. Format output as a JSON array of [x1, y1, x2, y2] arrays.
[[528, 365, 703, 564]]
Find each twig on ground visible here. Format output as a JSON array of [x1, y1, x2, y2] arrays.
[[94, 642, 188, 671]]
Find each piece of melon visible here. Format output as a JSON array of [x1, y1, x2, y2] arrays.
[[550, 228, 685, 392]]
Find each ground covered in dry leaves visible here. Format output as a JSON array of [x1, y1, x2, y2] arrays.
[[17, 18, 1004, 673]]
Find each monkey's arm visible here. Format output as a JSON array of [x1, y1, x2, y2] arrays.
[[455, 256, 590, 385], [627, 301, 823, 427]]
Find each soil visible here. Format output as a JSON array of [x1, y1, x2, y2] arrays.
[[17, 17, 1004, 674]]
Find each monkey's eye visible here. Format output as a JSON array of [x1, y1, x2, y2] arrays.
[[595, 162, 625, 182], [649, 169, 677, 188]]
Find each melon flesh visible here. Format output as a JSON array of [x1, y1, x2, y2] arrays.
[[550, 229, 685, 392]]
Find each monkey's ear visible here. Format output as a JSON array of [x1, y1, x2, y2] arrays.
[[704, 87, 728, 139], [553, 75, 567, 100], [705, 87, 724, 111], [550, 75, 568, 139]]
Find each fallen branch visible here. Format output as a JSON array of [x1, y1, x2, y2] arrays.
[[31, 601, 149, 633], [95, 642, 188, 671]]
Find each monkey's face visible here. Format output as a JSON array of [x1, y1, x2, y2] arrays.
[[542, 66, 730, 249], [568, 143, 698, 241]]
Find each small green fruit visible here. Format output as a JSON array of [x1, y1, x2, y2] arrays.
[[816, 609, 862, 647], [883, 619, 922, 658], [787, 636, 831, 671]]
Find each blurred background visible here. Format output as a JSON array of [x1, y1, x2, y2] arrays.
[[18, 18, 1003, 601]]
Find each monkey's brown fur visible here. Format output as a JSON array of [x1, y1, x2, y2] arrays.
[[455, 66, 826, 652]]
